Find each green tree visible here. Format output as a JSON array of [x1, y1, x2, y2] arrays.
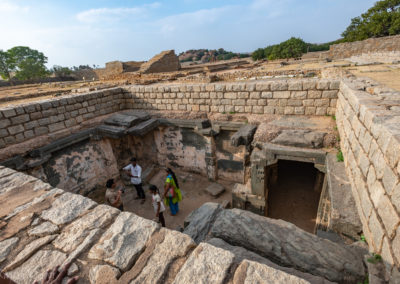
[[0, 46, 48, 80], [252, 48, 266, 60], [342, 0, 400, 41], [52, 65, 72, 79]]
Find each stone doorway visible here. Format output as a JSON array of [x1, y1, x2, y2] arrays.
[[265, 160, 325, 233]]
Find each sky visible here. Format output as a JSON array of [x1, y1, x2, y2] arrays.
[[0, 0, 377, 68]]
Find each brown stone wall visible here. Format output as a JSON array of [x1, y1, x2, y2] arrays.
[[124, 79, 339, 116], [139, 50, 181, 74], [328, 35, 400, 59], [336, 79, 400, 273], [0, 88, 125, 151]]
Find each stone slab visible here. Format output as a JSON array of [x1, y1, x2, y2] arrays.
[[205, 183, 225, 197], [130, 229, 196, 284], [40, 192, 96, 225], [210, 207, 366, 283], [172, 242, 235, 284], [89, 265, 120, 284], [183, 202, 223, 243], [96, 124, 126, 139], [326, 152, 362, 239], [6, 249, 67, 284], [121, 110, 150, 121], [104, 113, 141, 128], [231, 124, 257, 147], [126, 118, 159, 136], [88, 212, 158, 271], [4, 235, 58, 271], [54, 205, 119, 253], [0, 237, 19, 264], [233, 260, 311, 284], [272, 129, 326, 149]]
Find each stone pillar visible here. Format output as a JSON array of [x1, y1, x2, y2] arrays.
[[204, 135, 217, 181]]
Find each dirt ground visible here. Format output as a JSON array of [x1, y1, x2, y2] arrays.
[[87, 168, 234, 230], [268, 160, 321, 233]]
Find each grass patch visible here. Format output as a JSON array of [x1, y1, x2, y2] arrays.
[[229, 111, 236, 114], [367, 254, 382, 264], [337, 150, 344, 162]]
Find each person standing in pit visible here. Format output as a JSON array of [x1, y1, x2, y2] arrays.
[[123, 158, 146, 204], [105, 179, 124, 211], [163, 168, 182, 216], [149, 184, 166, 227]]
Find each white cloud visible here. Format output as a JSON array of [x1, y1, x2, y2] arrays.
[[76, 2, 161, 23], [0, 0, 29, 13]]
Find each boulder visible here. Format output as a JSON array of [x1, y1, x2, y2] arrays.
[[210, 208, 366, 283], [271, 130, 326, 148], [233, 260, 310, 284], [183, 202, 223, 243], [172, 243, 235, 284], [88, 212, 158, 271]]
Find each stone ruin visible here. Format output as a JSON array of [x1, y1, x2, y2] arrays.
[[1, 37, 400, 283]]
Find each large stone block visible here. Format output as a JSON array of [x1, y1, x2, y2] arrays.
[[88, 212, 158, 271]]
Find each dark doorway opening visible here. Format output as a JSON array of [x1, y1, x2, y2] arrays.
[[266, 160, 324, 233]]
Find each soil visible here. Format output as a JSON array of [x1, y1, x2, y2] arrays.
[[267, 160, 322, 233], [87, 168, 234, 230]]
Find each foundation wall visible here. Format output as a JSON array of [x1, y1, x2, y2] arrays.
[[336, 79, 400, 272], [123, 79, 339, 116], [0, 88, 125, 151]]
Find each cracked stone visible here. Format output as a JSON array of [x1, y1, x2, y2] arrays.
[[0, 237, 19, 264], [28, 222, 59, 237], [89, 265, 120, 284]]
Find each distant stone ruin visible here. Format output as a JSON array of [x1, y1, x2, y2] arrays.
[[139, 50, 181, 74]]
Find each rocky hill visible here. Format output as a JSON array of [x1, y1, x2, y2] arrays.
[[179, 49, 250, 63]]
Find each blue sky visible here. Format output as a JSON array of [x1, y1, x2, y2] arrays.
[[0, 0, 376, 67]]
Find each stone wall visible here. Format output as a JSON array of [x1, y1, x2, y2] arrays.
[[336, 78, 400, 273], [0, 88, 124, 152], [327, 35, 400, 59], [139, 50, 181, 74], [124, 79, 339, 116]]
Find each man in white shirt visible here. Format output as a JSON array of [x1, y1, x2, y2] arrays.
[[123, 157, 146, 204]]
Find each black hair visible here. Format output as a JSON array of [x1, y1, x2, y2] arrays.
[[149, 184, 159, 194], [131, 157, 137, 162], [167, 168, 180, 189], [106, 179, 114, 188]]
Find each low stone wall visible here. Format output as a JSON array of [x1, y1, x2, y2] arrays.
[[0, 88, 124, 150], [347, 51, 400, 64], [124, 79, 339, 116], [336, 79, 400, 272], [328, 35, 400, 59]]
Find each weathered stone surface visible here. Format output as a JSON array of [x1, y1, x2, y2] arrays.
[[183, 202, 223, 243], [104, 113, 141, 128], [231, 124, 257, 147], [326, 152, 362, 239], [41, 192, 96, 225], [205, 183, 225, 197], [140, 50, 181, 74], [130, 229, 196, 284], [173, 243, 234, 284], [88, 212, 158, 271], [54, 205, 119, 252], [63, 228, 101, 266], [28, 221, 59, 237], [208, 238, 334, 284], [210, 207, 366, 283], [4, 235, 57, 271], [6, 250, 67, 284], [96, 124, 126, 138], [89, 265, 120, 284], [272, 129, 326, 148], [233, 260, 310, 284], [0, 237, 19, 264], [126, 118, 159, 136]]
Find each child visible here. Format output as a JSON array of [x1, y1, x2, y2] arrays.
[[149, 184, 166, 227]]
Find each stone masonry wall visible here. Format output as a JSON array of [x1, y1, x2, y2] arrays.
[[336, 79, 400, 273], [0, 88, 125, 151], [328, 35, 400, 59], [124, 79, 339, 116]]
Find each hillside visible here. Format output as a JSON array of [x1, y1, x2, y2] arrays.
[[179, 49, 250, 63]]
